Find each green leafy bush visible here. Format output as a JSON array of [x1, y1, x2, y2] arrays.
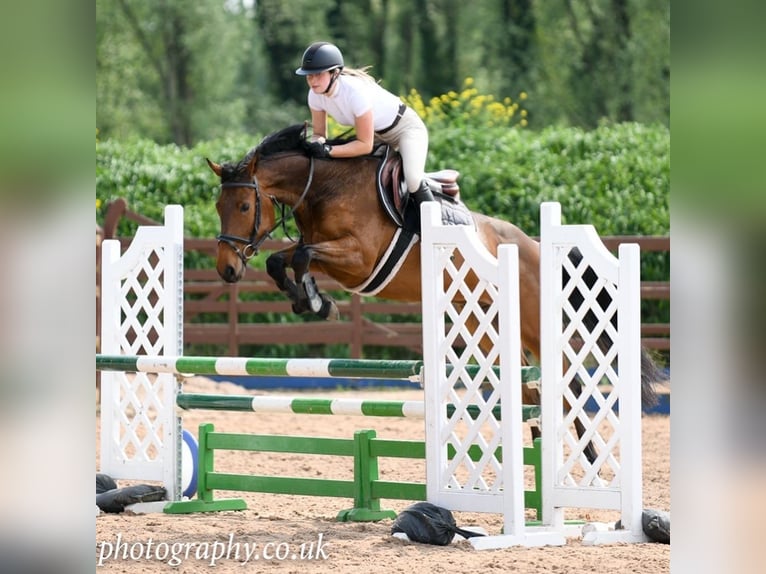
[[97, 123, 668, 240], [97, 135, 255, 238], [428, 121, 668, 238]]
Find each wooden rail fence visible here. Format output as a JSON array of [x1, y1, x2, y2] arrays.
[[96, 199, 669, 357]]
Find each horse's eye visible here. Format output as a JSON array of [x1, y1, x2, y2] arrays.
[[240, 203, 250, 213]]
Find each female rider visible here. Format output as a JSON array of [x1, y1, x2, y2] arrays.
[[295, 41, 434, 209]]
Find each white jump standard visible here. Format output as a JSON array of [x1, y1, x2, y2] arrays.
[[98, 202, 650, 548]]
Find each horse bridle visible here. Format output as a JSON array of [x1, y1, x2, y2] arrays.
[[216, 155, 316, 265]]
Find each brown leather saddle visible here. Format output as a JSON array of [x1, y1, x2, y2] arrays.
[[373, 145, 470, 228]]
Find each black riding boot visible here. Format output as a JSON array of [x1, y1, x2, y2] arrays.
[[410, 181, 435, 205], [409, 181, 435, 232]]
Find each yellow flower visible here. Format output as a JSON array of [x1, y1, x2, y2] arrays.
[[403, 78, 528, 129], [520, 119, 528, 127], [96, 198, 102, 209]]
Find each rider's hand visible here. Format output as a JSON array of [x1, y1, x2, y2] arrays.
[[306, 141, 332, 159]]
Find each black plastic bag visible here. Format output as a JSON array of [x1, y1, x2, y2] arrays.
[[96, 473, 118, 494], [614, 508, 670, 544], [391, 502, 485, 546], [96, 483, 167, 513], [641, 508, 670, 544], [96, 473, 167, 513]]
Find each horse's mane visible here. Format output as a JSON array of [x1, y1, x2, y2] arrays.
[[258, 124, 357, 157], [258, 124, 308, 157], [221, 124, 360, 183], [220, 125, 306, 183], [220, 147, 258, 184]]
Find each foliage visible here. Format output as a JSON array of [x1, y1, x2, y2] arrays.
[[97, 97, 669, 358], [403, 78, 529, 129], [97, 119, 668, 242], [531, 0, 669, 127], [97, 110, 669, 279], [428, 120, 669, 238], [96, 0, 669, 142], [97, 135, 250, 237]]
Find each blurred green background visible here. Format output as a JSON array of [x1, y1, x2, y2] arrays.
[[95, 0, 671, 361]]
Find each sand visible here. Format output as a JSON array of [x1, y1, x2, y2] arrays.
[[96, 376, 670, 573]]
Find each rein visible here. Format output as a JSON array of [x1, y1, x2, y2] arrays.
[[216, 155, 316, 265]]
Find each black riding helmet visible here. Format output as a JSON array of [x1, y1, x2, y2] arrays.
[[295, 42, 344, 75]]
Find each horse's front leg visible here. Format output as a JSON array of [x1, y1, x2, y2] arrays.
[[291, 244, 340, 320], [265, 246, 312, 315]]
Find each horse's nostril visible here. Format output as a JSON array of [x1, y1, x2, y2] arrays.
[[224, 265, 237, 283]]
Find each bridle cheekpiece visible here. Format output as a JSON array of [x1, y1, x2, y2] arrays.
[[216, 154, 316, 265]]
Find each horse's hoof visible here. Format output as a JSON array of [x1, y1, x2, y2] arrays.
[[291, 301, 310, 315], [319, 298, 340, 321]]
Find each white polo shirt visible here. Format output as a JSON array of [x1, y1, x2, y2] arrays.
[[308, 75, 403, 132]]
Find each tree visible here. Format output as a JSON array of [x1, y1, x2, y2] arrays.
[[96, 0, 669, 142], [534, 0, 668, 127], [97, 0, 252, 144], [255, 0, 335, 105]]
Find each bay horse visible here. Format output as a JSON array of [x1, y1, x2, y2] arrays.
[[206, 124, 662, 460]]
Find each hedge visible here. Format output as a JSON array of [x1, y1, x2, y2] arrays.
[[97, 122, 668, 240]]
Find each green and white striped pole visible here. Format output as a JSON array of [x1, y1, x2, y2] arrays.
[[95, 354, 541, 384], [96, 355, 423, 381], [174, 393, 541, 421]]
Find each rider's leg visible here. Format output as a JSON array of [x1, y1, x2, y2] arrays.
[[394, 110, 433, 204]]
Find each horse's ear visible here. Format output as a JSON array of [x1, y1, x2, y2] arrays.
[[245, 150, 259, 177], [206, 158, 222, 177]]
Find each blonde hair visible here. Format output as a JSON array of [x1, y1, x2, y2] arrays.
[[340, 66, 378, 84]]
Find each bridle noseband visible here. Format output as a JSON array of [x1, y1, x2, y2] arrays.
[[216, 155, 316, 266]]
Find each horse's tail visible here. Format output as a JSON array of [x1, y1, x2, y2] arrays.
[[639, 347, 664, 408], [565, 248, 665, 411]]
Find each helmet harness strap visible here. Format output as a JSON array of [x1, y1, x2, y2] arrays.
[[323, 68, 341, 95]]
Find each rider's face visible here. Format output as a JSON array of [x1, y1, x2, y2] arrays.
[[306, 70, 333, 94]]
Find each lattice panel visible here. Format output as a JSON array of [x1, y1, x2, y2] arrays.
[[113, 372, 167, 463], [118, 246, 167, 356], [540, 201, 646, 543], [438, 246, 505, 492], [556, 247, 623, 487], [100, 205, 184, 498], [107, 245, 173, 468], [420, 202, 544, 547]]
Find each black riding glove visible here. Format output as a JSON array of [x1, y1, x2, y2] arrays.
[[306, 141, 332, 159]]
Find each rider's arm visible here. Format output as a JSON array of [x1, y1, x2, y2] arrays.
[[325, 110, 374, 158], [310, 109, 327, 142]]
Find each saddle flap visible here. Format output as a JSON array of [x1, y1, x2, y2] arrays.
[[376, 145, 406, 226]]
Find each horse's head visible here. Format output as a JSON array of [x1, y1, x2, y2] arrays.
[[207, 124, 326, 282], [207, 147, 277, 283], [207, 123, 346, 283]]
